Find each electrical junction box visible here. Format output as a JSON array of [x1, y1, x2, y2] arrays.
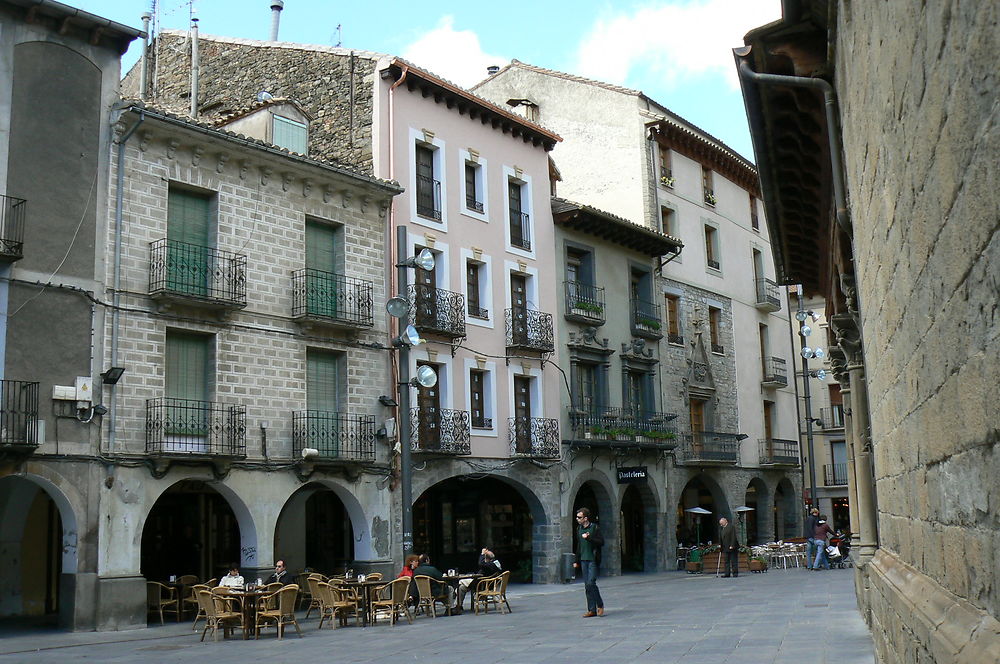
[[384, 417, 397, 440], [75, 376, 94, 403], [52, 385, 76, 400]]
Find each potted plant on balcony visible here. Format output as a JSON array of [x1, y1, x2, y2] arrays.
[[660, 174, 675, 188], [637, 317, 661, 331], [704, 192, 717, 206]]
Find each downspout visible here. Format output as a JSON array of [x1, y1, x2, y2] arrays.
[[109, 108, 145, 453], [736, 60, 851, 237]]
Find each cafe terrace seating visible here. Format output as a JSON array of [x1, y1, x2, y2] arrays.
[[370, 577, 413, 626], [254, 584, 302, 639], [472, 571, 511, 615], [188, 584, 212, 629], [314, 581, 362, 629], [196, 589, 242, 642], [146, 581, 181, 624], [413, 575, 451, 618]]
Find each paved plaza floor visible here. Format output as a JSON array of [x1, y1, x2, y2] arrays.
[[0, 567, 875, 663]]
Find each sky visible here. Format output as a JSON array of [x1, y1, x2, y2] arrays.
[[73, 0, 782, 161]]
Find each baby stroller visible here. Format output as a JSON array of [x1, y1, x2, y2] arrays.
[[828, 531, 854, 568]]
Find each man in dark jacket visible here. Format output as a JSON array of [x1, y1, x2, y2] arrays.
[[719, 517, 740, 578], [265, 559, 296, 585], [574, 508, 605, 617], [456, 548, 502, 611], [804, 507, 820, 569], [413, 554, 456, 610]]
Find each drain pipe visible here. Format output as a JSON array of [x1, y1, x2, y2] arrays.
[[109, 107, 145, 453], [736, 59, 851, 237], [190, 16, 200, 118], [140, 12, 151, 100]]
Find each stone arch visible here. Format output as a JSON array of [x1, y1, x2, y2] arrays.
[[743, 477, 770, 545], [773, 477, 798, 541], [674, 472, 728, 546], [616, 475, 660, 572]]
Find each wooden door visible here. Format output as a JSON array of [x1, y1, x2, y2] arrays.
[[414, 246, 437, 328], [689, 399, 705, 452], [416, 361, 441, 449], [510, 274, 528, 345], [513, 376, 532, 453]]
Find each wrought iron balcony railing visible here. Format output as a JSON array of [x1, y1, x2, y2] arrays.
[[569, 406, 678, 448], [820, 406, 845, 429], [630, 298, 663, 339], [471, 415, 493, 429], [677, 431, 742, 464], [564, 281, 606, 325], [467, 303, 489, 319], [149, 239, 247, 309], [145, 397, 246, 457], [0, 380, 39, 448], [761, 356, 788, 386], [292, 269, 374, 328], [668, 332, 684, 345], [416, 174, 442, 220], [505, 308, 554, 353], [466, 195, 484, 213], [0, 194, 26, 261], [509, 210, 531, 250], [824, 462, 849, 486], [758, 438, 800, 465], [509, 416, 560, 458], [408, 284, 466, 339], [292, 411, 375, 462], [410, 407, 470, 454], [711, 342, 725, 354], [754, 278, 782, 311]]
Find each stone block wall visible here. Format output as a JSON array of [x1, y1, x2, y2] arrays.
[[123, 31, 377, 172], [836, 2, 999, 662]]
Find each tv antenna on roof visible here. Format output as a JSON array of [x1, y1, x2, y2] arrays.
[[333, 24, 341, 48]]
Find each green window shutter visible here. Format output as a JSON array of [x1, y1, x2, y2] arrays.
[[305, 222, 339, 317], [167, 189, 210, 245], [167, 189, 211, 296], [165, 331, 209, 402], [307, 349, 340, 412], [272, 115, 308, 154], [305, 221, 338, 273]]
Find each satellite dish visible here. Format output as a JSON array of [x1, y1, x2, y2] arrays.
[[256, 90, 274, 103]]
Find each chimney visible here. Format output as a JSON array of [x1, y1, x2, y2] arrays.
[[140, 12, 151, 100], [190, 16, 199, 117], [487, 65, 500, 76], [270, 0, 284, 41]]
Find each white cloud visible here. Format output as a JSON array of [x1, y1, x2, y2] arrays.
[[575, 0, 781, 91], [401, 16, 508, 88]]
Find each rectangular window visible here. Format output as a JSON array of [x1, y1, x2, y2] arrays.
[[709, 306, 723, 354], [658, 146, 673, 186], [307, 349, 341, 412], [508, 179, 530, 249], [466, 260, 487, 318], [465, 162, 483, 213], [272, 115, 308, 154], [626, 369, 650, 414], [702, 166, 715, 206], [574, 362, 598, 413], [750, 194, 760, 231], [166, 187, 213, 296], [165, 330, 210, 402], [660, 206, 677, 237], [665, 294, 681, 343], [415, 144, 441, 220], [704, 225, 720, 269], [470, 369, 488, 428]]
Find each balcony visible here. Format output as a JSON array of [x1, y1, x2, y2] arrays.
[[704, 188, 717, 207], [676, 431, 743, 465], [820, 406, 845, 429], [564, 282, 605, 325], [761, 356, 788, 387], [0, 380, 40, 450], [509, 416, 560, 458], [465, 194, 484, 214], [711, 342, 725, 354], [292, 411, 375, 462], [467, 303, 489, 320], [509, 209, 531, 250], [0, 194, 26, 261], [569, 406, 678, 450], [410, 407, 470, 455], [758, 438, 800, 466], [667, 332, 684, 345], [505, 308, 554, 353], [292, 269, 374, 330], [408, 285, 466, 339], [149, 239, 247, 312], [145, 397, 246, 457], [754, 278, 782, 312], [824, 463, 849, 486], [630, 298, 663, 339], [416, 174, 441, 220]]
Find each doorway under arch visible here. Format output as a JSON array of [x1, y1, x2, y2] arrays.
[[676, 475, 727, 546], [619, 484, 648, 572], [0, 474, 78, 627], [274, 483, 355, 575], [743, 479, 768, 544], [773, 478, 798, 541]]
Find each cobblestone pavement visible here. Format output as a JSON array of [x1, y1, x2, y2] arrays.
[[0, 567, 875, 663]]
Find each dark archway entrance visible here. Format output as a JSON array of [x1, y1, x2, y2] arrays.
[[744, 479, 767, 544], [676, 475, 725, 546], [274, 484, 354, 575], [140, 480, 240, 583], [619, 485, 645, 572], [0, 476, 69, 626], [773, 478, 798, 541], [414, 476, 534, 582]]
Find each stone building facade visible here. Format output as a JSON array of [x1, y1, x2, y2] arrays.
[[738, 1, 999, 661]]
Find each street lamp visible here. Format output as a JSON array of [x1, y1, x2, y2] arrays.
[[388, 227, 438, 558], [795, 292, 825, 514]]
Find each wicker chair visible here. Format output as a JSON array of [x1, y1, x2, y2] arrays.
[[254, 584, 302, 639], [146, 581, 181, 624], [304, 575, 324, 619], [473, 571, 511, 615], [370, 578, 413, 625], [316, 581, 362, 629], [364, 572, 383, 581], [413, 575, 451, 617], [196, 589, 242, 642], [188, 584, 212, 629]]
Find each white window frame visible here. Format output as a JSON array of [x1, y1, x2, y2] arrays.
[[460, 248, 493, 329], [464, 358, 497, 437], [503, 260, 540, 311], [411, 348, 454, 410], [703, 219, 722, 274], [458, 149, 489, 223], [506, 364, 544, 430], [502, 166, 535, 259], [406, 233, 451, 291], [408, 128, 448, 231]]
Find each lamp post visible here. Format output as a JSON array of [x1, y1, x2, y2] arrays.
[[795, 289, 825, 513], [388, 225, 437, 558]]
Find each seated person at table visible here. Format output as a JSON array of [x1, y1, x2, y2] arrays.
[[265, 559, 296, 585], [412, 554, 456, 610], [398, 554, 419, 578], [457, 548, 503, 609], [219, 565, 244, 588]]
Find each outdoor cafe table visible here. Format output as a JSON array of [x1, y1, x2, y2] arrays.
[[443, 573, 481, 611], [214, 587, 269, 639], [342, 579, 390, 625]]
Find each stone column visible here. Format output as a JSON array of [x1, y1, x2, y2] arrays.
[[828, 347, 860, 536], [832, 313, 878, 567]]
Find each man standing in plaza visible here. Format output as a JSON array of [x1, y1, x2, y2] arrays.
[[804, 507, 820, 569], [574, 508, 605, 617], [719, 517, 740, 578]]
